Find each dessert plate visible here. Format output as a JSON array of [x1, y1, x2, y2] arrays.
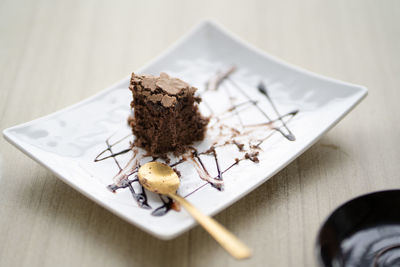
[[3, 20, 367, 239]]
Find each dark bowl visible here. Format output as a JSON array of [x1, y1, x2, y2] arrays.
[[316, 190, 400, 267]]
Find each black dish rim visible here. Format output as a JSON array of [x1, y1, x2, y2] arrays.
[[315, 189, 400, 267]]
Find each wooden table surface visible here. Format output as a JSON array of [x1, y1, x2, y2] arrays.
[[1, 0, 399, 266]]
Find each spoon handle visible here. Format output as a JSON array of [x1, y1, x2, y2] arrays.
[[168, 193, 252, 260]]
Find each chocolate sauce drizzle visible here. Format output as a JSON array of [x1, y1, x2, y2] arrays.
[[257, 82, 296, 141], [107, 178, 151, 209], [94, 66, 299, 216], [227, 78, 296, 141], [191, 149, 224, 190], [151, 196, 174, 216], [94, 134, 132, 166], [221, 83, 244, 127]]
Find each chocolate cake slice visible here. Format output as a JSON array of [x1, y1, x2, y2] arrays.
[[128, 72, 209, 155]]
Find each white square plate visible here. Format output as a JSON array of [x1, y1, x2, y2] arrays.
[[3, 20, 367, 239]]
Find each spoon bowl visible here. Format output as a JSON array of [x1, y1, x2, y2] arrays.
[[138, 161, 180, 195]]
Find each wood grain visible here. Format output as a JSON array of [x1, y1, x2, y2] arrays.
[[1, 0, 399, 266]]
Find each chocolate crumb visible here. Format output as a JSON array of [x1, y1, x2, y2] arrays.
[[171, 200, 181, 212], [233, 140, 245, 151], [245, 151, 260, 163]]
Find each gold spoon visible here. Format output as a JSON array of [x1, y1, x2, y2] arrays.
[[138, 161, 252, 260]]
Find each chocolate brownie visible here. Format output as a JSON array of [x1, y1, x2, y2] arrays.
[[129, 72, 209, 155]]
